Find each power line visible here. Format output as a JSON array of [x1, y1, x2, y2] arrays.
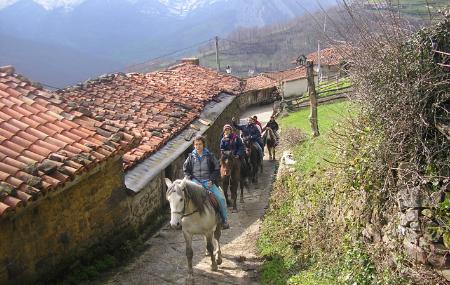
[[124, 38, 214, 71], [40, 82, 61, 90], [39, 37, 215, 89]]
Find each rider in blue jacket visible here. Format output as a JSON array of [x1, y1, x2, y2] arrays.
[[220, 124, 244, 158], [231, 117, 263, 159]]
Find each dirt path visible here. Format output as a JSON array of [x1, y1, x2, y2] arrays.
[[96, 108, 276, 285]]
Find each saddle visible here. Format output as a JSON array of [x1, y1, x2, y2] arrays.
[[207, 191, 220, 212]]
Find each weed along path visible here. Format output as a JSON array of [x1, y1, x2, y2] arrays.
[[96, 107, 277, 285]]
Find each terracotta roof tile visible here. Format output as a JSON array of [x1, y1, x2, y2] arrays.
[[244, 74, 278, 92], [58, 62, 243, 169], [263, 67, 308, 82], [0, 65, 139, 218], [306, 45, 352, 66]]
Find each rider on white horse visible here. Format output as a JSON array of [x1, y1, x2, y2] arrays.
[[183, 135, 230, 229]]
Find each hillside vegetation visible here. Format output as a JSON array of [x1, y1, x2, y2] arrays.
[[196, 0, 447, 76], [258, 7, 449, 285]]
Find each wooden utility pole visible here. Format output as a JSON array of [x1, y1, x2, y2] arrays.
[[306, 60, 320, 137], [215, 36, 221, 72]]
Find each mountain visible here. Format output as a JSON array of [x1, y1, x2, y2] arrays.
[[0, 33, 123, 87], [0, 0, 337, 86]]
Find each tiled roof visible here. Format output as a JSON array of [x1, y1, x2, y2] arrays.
[[306, 46, 351, 66], [263, 67, 308, 82], [58, 62, 243, 170], [0, 66, 137, 217], [244, 74, 277, 92]]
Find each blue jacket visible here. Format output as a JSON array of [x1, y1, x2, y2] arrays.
[[220, 133, 244, 157], [232, 122, 262, 145]]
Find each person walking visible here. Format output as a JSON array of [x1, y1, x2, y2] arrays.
[[252, 116, 263, 134]]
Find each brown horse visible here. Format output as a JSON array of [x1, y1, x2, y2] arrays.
[[220, 151, 243, 212], [263, 127, 277, 160], [242, 137, 263, 184]]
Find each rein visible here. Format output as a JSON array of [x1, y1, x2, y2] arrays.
[[169, 187, 199, 218]]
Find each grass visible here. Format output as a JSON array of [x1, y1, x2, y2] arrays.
[[317, 77, 352, 97], [279, 101, 351, 131], [258, 101, 363, 285], [279, 101, 353, 172], [259, 100, 412, 284]]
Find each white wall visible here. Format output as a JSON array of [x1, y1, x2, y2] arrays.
[[282, 76, 318, 98]]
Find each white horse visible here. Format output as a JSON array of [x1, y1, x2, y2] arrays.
[[165, 178, 222, 284]]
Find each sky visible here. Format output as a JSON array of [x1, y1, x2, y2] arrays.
[[0, 0, 86, 10]]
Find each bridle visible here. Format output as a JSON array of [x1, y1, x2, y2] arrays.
[[220, 152, 234, 186], [168, 185, 199, 218]]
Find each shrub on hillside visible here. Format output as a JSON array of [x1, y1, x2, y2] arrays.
[[279, 127, 307, 150], [335, 7, 449, 284]]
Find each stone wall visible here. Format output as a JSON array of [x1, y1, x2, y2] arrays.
[[237, 87, 278, 111], [362, 162, 450, 282], [395, 163, 449, 280], [0, 156, 130, 285], [127, 154, 185, 230]]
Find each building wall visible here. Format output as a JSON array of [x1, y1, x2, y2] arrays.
[[238, 87, 278, 111], [127, 154, 186, 230], [283, 76, 319, 98], [283, 78, 308, 98], [0, 156, 130, 285]]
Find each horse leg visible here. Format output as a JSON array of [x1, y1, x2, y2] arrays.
[[240, 178, 245, 203], [206, 233, 218, 271], [214, 226, 222, 265], [222, 179, 231, 206], [231, 180, 238, 213], [183, 231, 194, 284]]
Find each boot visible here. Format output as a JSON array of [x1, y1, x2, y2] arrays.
[[222, 221, 230, 230]]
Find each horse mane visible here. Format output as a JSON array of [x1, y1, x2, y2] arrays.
[[184, 180, 208, 215], [264, 127, 275, 144]]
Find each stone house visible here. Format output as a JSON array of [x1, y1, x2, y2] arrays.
[[242, 74, 279, 105], [0, 65, 139, 285], [56, 59, 245, 228], [306, 46, 351, 80], [0, 59, 277, 284]]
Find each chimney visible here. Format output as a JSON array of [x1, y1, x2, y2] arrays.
[[181, 58, 200, 66], [0, 65, 15, 75]]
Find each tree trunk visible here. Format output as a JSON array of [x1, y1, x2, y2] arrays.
[[306, 60, 320, 137]]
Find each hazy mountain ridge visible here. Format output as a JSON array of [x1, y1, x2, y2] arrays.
[[0, 0, 337, 86]]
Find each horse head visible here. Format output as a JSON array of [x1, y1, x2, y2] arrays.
[[220, 151, 233, 177], [242, 136, 252, 156], [165, 177, 187, 229]]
